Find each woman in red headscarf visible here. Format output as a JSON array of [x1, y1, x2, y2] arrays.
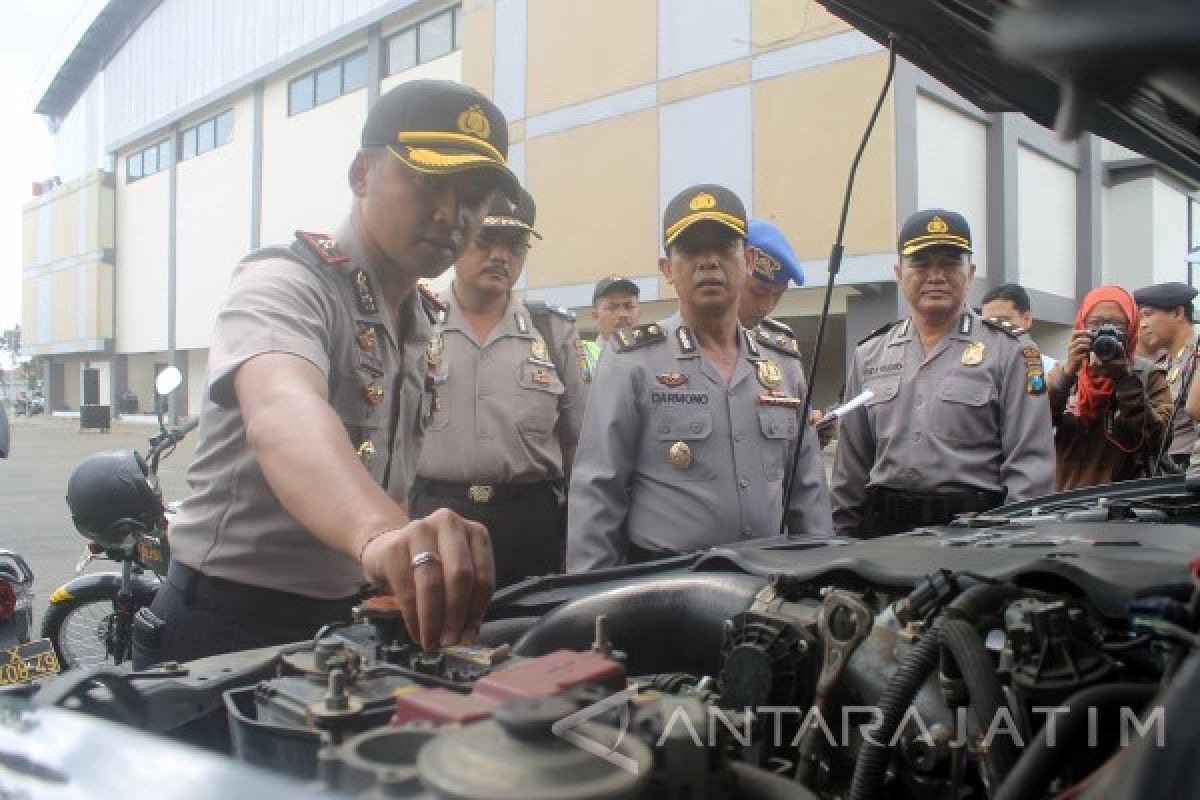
[[1047, 285, 1174, 490]]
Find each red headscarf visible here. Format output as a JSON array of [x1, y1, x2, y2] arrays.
[[1074, 285, 1139, 424]]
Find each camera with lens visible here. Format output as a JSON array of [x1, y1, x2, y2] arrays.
[[1089, 323, 1128, 362]]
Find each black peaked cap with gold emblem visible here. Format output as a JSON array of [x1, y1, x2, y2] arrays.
[[361, 79, 519, 202], [483, 186, 541, 239], [662, 184, 748, 249], [898, 209, 973, 256]]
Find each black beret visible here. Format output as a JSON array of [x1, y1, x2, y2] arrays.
[[1134, 281, 1198, 310]]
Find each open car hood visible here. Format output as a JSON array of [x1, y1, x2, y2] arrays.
[[815, 0, 1200, 183]]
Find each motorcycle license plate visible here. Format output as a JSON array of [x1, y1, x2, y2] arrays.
[[0, 639, 61, 686], [137, 535, 169, 574]]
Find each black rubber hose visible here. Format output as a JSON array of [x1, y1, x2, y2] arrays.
[[731, 761, 820, 800], [940, 618, 1020, 785], [993, 683, 1157, 800], [849, 584, 1028, 800], [847, 620, 944, 800]]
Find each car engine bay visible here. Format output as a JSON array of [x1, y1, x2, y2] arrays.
[[4, 484, 1200, 799]]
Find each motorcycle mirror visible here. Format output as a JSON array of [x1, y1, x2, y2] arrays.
[[155, 366, 183, 397]]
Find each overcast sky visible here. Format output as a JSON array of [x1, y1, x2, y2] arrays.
[[1, 0, 102, 335]]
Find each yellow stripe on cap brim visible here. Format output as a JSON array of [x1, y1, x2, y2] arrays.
[[397, 131, 505, 164], [387, 145, 519, 201], [900, 233, 972, 256], [482, 215, 542, 239], [664, 211, 747, 245]]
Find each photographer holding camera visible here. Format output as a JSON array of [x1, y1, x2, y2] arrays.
[[1047, 285, 1173, 490]]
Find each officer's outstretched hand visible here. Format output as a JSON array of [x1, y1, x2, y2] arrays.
[[360, 509, 494, 651]]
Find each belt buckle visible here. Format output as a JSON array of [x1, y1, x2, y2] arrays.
[[468, 484, 495, 504]]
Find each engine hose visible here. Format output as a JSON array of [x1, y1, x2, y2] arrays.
[[849, 584, 1028, 800], [940, 618, 1020, 786], [992, 683, 1158, 800], [847, 619, 944, 800], [730, 761, 819, 800]]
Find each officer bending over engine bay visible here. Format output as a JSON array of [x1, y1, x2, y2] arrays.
[[133, 80, 515, 667], [566, 184, 833, 570]]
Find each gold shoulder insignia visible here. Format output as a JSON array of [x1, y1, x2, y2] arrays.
[[418, 284, 448, 324], [614, 323, 667, 354], [295, 231, 349, 265], [982, 317, 1024, 339], [754, 324, 801, 359]]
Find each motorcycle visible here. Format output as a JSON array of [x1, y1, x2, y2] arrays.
[[0, 402, 61, 688], [42, 367, 196, 669]]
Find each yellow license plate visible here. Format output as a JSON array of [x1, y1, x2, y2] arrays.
[[0, 639, 61, 686]]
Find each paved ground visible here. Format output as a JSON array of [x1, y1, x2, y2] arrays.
[[1, 413, 198, 632]]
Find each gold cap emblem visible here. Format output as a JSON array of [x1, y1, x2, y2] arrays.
[[668, 441, 693, 470], [689, 192, 717, 211], [926, 215, 950, 234], [457, 105, 491, 139]]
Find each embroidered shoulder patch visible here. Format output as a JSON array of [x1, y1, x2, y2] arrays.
[[294, 231, 349, 265], [614, 323, 666, 353]]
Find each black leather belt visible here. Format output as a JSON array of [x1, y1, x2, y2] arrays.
[[166, 562, 360, 621], [412, 478, 562, 505], [866, 485, 1005, 527]]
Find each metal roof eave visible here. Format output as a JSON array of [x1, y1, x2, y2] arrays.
[[33, 0, 163, 119]]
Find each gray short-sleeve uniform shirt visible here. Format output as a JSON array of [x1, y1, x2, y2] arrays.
[[830, 307, 1055, 536], [416, 287, 587, 483], [566, 313, 833, 571], [168, 221, 441, 599]]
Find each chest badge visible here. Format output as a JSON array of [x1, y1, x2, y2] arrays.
[[961, 341, 986, 366], [532, 368, 551, 386], [356, 324, 379, 353], [352, 269, 379, 316], [364, 383, 386, 406], [756, 359, 783, 390], [668, 441, 693, 470], [656, 372, 689, 387], [425, 333, 444, 366], [531, 335, 549, 361], [356, 441, 376, 468]]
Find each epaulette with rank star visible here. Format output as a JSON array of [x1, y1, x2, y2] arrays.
[[295, 231, 349, 265], [858, 320, 899, 346], [613, 323, 666, 353], [418, 284, 448, 325], [982, 317, 1025, 338], [759, 316, 794, 336], [753, 322, 802, 359], [527, 300, 577, 323]]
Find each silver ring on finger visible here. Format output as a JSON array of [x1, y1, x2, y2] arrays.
[[411, 550, 441, 570]]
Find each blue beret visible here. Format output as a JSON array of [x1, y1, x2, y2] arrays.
[[748, 219, 804, 288]]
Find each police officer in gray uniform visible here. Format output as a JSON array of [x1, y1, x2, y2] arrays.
[[1134, 281, 1199, 470], [831, 209, 1055, 538], [413, 187, 588, 587], [567, 185, 833, 570], [136, 80, 515, 666]]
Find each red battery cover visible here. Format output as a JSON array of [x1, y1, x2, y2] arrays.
[[391, 650, 626, 727]]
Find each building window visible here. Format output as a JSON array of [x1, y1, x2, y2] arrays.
[[126, 138, 170, 183], [384, 5, 462, 77], [288, 48, 369, 116], [179, 109, 234, 161]]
